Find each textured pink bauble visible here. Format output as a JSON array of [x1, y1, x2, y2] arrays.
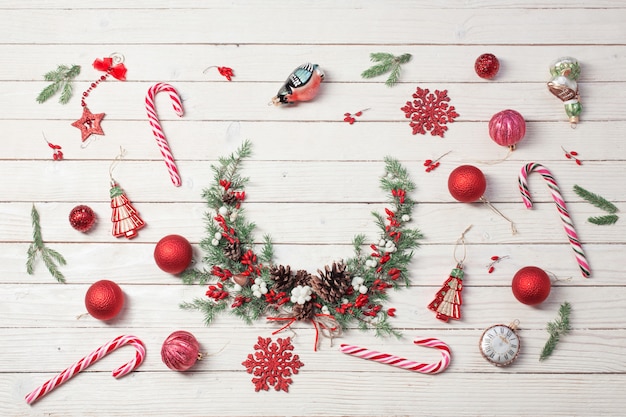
[[161, 330, 200, 371], [489, 109, 526, 150], [85, 280, 124, 321], [448, 165, 487, 203], [512, 266, 551, 305], [69, 205, 96, 233], [154, 234, 193, 275], [475, 53, 500, 79]]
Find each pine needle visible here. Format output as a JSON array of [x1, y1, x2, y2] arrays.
[[540, 301, 572, 361], [26, 205, 67, 283], [573, 185, 618, 214], [361, 53, 412, 87]]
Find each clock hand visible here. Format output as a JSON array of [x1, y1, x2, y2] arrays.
[[499, 335, 510, 344]]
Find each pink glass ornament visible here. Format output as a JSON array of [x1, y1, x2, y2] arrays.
[[488, 109, 526, 150], [161, 330, 201, 371]]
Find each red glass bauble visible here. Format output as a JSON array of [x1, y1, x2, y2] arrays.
[[161, 330, 201, 371], [511, 266, 551, 305], [85, 280, 124, 320], [475, 53, 500, 79], [154, 234, 193, 275], [69, 205, 96, 233], [448, 165, 487, 203], [489, 109, 526, 150]]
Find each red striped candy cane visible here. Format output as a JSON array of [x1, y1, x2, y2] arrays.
[[518, 162, 590, 277], [146, 82, 184, 186], [339, 337, 451, 374], [25, 335, 146, 405]]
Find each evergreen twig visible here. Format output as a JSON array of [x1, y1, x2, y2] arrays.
[[26, 205, 67, 283], [36, 64, 81, 104], [361, 53, 412, 87], [588, 214, 619, 225], [540, 301, 572, 361], [573, 185, 618, 214]]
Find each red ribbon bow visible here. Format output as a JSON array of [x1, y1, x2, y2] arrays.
[[92, 57, 127, 81]]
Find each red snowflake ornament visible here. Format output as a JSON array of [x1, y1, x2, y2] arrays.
[[401, 87, 459, 137], [242, 337, 304, 392]]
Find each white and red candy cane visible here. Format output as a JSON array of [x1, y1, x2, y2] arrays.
[[145, 82, 184, 186], [340, 337, 451, 374], [518, 162, 591, 278], [25, 335, 145, 405]]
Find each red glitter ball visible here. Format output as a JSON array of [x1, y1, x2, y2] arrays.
[[69, 205, 96, 233], [474, 53, 500, 79]]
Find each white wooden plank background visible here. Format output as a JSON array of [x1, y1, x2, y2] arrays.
[[1, 1, 625, 416]]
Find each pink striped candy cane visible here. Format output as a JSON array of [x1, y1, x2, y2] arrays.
[[339, 337, 451, 374], [25, 335, 146, 405], [146, 82, 184, 186], [518, 162, 590, 277]]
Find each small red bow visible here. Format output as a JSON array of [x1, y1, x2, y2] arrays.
[[92, 57, 127, 81]]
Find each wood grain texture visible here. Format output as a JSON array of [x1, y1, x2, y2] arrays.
[[1, 1, 625, 416]]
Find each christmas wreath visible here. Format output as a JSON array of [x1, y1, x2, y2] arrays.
[[181, 141, 422, 346]]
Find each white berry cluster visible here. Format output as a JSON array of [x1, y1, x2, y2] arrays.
[[365, 258, 377, 268], [351, 276, 368, 294], [251, 277, 268, 298], [290, 285, 312, 305], [378, 238, 397, 253], [211, 231, 222, 246]]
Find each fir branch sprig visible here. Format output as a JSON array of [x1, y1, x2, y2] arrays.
[[36, 64, 81, 104], [540, 301, 572, 361], [26, 205, 66, 283], [361, 53, 412, 87], [573, 185, 618, 214], [588, 214, 619, 225]]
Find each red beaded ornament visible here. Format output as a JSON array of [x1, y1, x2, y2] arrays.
[[71, 54, 127, 142]]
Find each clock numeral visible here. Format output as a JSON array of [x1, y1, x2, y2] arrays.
[[511, 344, 518, 349], [507, 349, 515, 356], [499, 327, 505, 334], [507, 329, 513, 338], [487, 333, 495, 339], [504, 353, 509, 360]]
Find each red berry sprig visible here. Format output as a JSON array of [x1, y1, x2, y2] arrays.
[[343, 108, 369, 124], [43, 134, 63, 160], [561, 146, 582, 165], [423, 150, 451, 172], [486, 255, 509, 274], [203, 66, 234, 81]]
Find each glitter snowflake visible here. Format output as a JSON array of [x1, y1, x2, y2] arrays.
[[242, 336, 304, 392], [401, 87, 459, 137]]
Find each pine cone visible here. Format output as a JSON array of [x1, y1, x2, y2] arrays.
[[294, 269, 312, 287], [292, 301, 314, 321], [223, 240, 242, 261], [270, 264, 293, 292], [222, 191, 238, 206], [311, 262, 351, 304]]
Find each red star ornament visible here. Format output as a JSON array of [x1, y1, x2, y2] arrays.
[[71, 107, 105, 142]]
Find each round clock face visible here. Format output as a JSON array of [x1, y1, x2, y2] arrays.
[[479, 324, 521, 366]]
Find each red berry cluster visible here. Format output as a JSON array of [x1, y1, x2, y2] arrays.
[[44, 136, 63, 160], [205, 66, 235, 81], [343, 108, 368, 124], [486, 255, 509, 274], [561, 146, 582, 165], [217, 66, 234, 81], [423, 151, 451, 172]]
